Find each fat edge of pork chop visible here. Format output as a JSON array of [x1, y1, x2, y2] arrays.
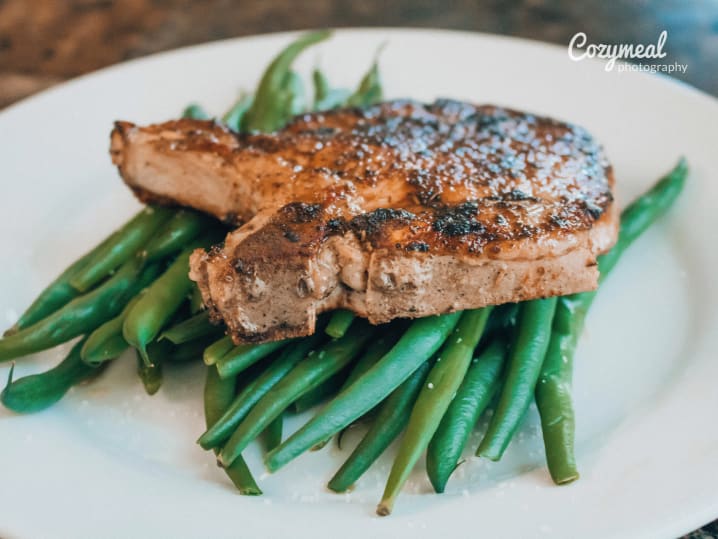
[[111, 99, 619, 344]]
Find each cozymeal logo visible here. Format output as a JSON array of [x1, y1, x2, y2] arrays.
[[568, 30, 688, 74]]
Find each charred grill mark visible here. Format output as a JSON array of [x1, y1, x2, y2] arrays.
[[364, 168, 379, 180], [350, 208, 416, 237], [206, 243, 224, 258], [247, 135, 282, 153], [283, 228, 300, 242], [281, 202, 323, 224], [223, 211, 241, 226], [231, 320, 303, 344], [341, 193, 608, 256], [408, 169, 443, 207], [582, 197, 608, 219], [233, 258, 254, 276], [325, 218, 347, 235], [503, 189, 536, 201], [405, 241, 430, 252], [549, 214, 572, 229], [433, 201, 486, 237], [293, 126, 338, 138], [314, 126, 338, 136], [518, 224, 539, 238]]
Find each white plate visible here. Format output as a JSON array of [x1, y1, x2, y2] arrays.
[[1, 29, 716, 539]]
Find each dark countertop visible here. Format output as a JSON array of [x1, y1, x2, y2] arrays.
[[1, 1, 716, 536], [1, 0, 716, 108]]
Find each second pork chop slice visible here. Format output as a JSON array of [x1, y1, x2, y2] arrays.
[[111, 99, 618, 343]]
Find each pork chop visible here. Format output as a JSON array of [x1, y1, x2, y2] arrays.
[[111, 99, 618, 344]]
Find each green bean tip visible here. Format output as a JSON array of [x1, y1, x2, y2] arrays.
[[2, 362, 15, 390], [3, 326, 18, 337], [376, 502, 392, 517], [476, 447, 502, 462], [238, 486, 263, 496], [138, 347, 154, 368], [554, 471, 580, 485]]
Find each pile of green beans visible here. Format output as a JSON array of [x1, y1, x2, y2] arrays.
[[0, 30, 387, 489], [535, 157, 688, 485], [0, 31, 687, 515], [377, 308, 492, 515]]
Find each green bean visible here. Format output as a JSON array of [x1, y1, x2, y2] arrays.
[[339, 328, 401, 392], [85, 334, 128, 366], [1, 337, 101, 413], [80, 293, 144, 366], [312, 69, 350, 111], [244, 31, 331, 132], [536, 158, 687, 484], [485, 303, 520, 337], [182, 104, 211, 120], [310, 438, 331, 452], [168, 335, 219, 363], [346, 58, 382, 107], [189, 286, 204, 314], [136, 348, 162, 395], [377, 308, 492, 515], [534, 296, 583, 484], [198, 332, 324, 450], [328, 360, 431, 493], [204, 366, 262, 495], [282, 71, 306, 117], [328, 328, 403, 445], [265, 312, 461, 472], [292, 368, 348, 414], [160, 311, 221, 345], [203, 335, 234, 366], [326, 89, 351, 110], [262, 413, 284, 452], [325, 310, 356, 339], [203, 366, 237, 427], [477, 298, 557, 461], [0, 258, 159, 362], [6, 229, 121, 335], [312, 69, 331, 104], [222, 93, 254, 132], [143, 210, 217, 263], [124, 232, 222, 365], [426, 337, 507, 493], [216, 339, 291, 379], [70, 206, 173, 292], [599, 158, 688, 280], [221, 320, 376, 467]]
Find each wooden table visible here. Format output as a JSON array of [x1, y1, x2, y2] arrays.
[[1, 1, 716, 536]]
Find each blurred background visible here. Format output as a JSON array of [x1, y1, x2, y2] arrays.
[[0, 0, 716, 109], [0, 1, 716, 536]]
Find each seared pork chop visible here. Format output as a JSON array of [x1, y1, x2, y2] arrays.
[[111, 99, 618, 343]]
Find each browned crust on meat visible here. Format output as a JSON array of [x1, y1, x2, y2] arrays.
[[115, 99, 619, 344]]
